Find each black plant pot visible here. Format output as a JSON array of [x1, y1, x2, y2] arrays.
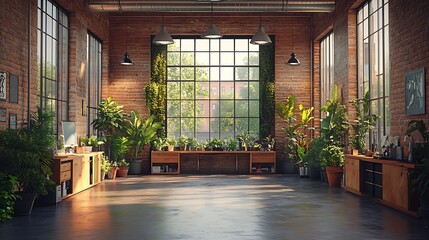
[[14, 192, 37, 216], [419, 198, 429, 228], [309, 167, 321, 180], [128, 159, 143, 175]]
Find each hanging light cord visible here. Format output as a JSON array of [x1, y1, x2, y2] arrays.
[[210, 2, 214, 24], [125, 14, 128, 52]]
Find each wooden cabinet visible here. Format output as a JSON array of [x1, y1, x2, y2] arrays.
[[250, 152, 276, 173], [343, 155, 415, 216], [383, 164, 409, 210], [344, 157, 360, 193], [151, 151, 180, 174]]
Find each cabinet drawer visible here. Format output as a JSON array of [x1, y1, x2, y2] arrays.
[[60, 162, 72, 172], [60, 171, 71, 182], [152, 155, 179, 163], [252, 153, 275, 163]]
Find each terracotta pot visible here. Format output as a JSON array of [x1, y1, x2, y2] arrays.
[[325, 166, 343, 187], [117, 166, 129, 177], [107, 168, 117, 179], [167, 145, 174, 151]]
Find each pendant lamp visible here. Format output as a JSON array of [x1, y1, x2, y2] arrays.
[[250, 15, 272, 45], [287, 24, 300, 66], [201, 2, 222, 39], [153, 16, 174, 45], [121, 15, 133, 66]]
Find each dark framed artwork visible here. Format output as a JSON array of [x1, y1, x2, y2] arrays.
[[9, 73, 18, 103], [0, 108, 6, 122], [0, 71, 6, 101], [405, 68, 426, 115], [9, 113, 17, 129]]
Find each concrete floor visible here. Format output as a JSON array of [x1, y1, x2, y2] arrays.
[[0, 175, 427, 240]]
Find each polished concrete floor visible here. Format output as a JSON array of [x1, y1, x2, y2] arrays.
[[1, 175, 428, 240]]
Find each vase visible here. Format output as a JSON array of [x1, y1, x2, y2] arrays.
[[326, 166, 343, 187]]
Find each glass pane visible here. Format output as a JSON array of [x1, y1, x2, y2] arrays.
[[167, 82, 180, 99], [181, 82, 194, 99], [249, 40, 259, 51], [221, 52, 234, 65], [235, 118, 248, 134], [167, 100, 180, 117], [249, 101, 259, 117], [235, 67, 248, 81], [168, 39, 180, 51], [167, 67, 180, 80], [181, 100, 195, 117], [167, 118, 180, 137], [195, 100, 209, 117], [210, 82, 219, 99], [168, 52, 180, 65], [210, 118, 220, 137], [249, 52, 259, 65], [249, 118, 259, 135], [196, 39, 209, 51], [220, 100, 234, 117], [196, 118, 210, 141], [210, 39, 219, 51], [181, 52, 194, 66], [220, 82, 234, 99], [220, 67, 234, 81], [221, 39, 234, 51], [235, 52, 248, 66], [210, 52, 220, 65], [196, 52, 209, 66], [220, 118, 234, 138], [210, 100, 219, 117], [181, 118, 194, 136], [235, 39, 248, 51], [196, 82, 209, 99], [210, 67, 220, 81], [196, 67, 209, 81], [235, 82, 248, 99], [181, 67, 194, 80], [249, 67, 259, 80], [249, 82, 259, 99], [181, 39, 194, 51], [235, 100, 248, 117]]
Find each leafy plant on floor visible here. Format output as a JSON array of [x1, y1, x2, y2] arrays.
[[0, 172, 19, 222]]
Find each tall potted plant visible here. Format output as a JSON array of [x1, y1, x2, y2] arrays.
[[406, 120, 429, 227], [320, 84, 349, 186], [0, 108, 56, 216], [125, 112, 161, 174]]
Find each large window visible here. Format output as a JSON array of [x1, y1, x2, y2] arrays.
[[357, 0, 390, 147], [320, 32, 334, 109], [37, 0, 69, 135], [86, 33, 102, 136], [166, 38, 260, 140]]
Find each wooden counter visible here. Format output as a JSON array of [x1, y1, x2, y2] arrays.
[[151, 151, 276, 174], [343, 154, 417, 216]]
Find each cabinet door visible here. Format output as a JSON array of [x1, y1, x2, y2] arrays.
[[383, 164, 409, 210], [72, 157, 83, 193], [81, 157, 90, 190], [344, 157, 360, 192]]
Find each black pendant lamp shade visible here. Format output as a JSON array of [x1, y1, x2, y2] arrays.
[[287, 52, 300, 66], [201, 3, 223, 39], [153, 16, 174, 45], [250, 16, 272, 45], [121, 15, 133, 66]]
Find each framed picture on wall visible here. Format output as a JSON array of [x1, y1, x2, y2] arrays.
[[9, 113, 17, 129], [405, 68, 426, 115], [0, 108, 6, 122], [0, 71, 6, 101]]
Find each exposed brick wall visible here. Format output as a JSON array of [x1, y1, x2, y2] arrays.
[[390, 0, 429, 138], [108, 14, 313, 170], [55, 0, 110, 138], [0, 0, 38, 130]]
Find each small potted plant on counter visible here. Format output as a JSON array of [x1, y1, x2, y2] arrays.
[[166, 137, 177, 151], [178, 136, 189, 151]]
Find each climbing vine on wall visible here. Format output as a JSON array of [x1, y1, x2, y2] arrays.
[[145, 44, 167, 137], [259, 38, 275, 138]]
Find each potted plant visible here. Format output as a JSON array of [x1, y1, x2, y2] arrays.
[[166, 137, 177, 151], [178, 135, 189, 151], [100, 155, 111, 181], [207, 138, 223, 151], [152, 137, 166, 151], [237, 132, 251, 151], [261, 135, 275, 151], [304, 137, 326, 181], [80, 135, 104, 153], [0, 172, 19, 222], [349, 91, 378, 155], [224, 137, 238, 151], [91, 97, 126, 160], [117, 159, 130, 177], [106, 161, 119, 179], [320, 145, 345, 187], [0, 107, 56, 216], [406, 120, 429, 227], [188, 137, 199, 151], [110, 136, 129, 177], [125, 112, 161, 174]]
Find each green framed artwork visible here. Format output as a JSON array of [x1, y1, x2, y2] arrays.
[[405, 68, 425, 115]]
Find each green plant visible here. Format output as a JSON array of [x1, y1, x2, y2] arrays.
[[304, 137, 326, 168], [259, 43, 275, 138], [178, 136, 190, 149], [224, 137, 238, 151], [125, 112, 162, 160], [349, 91, 378, 153], [0, 172, 20, 222], [100, 156, 112, 173], [207, 138, 223, 150], [237, 132, 251, 150], [321, 84, 349, 147], [406, 120, 429, 199], [118, 159, 129, 167], [320, 145, 345, 167], [0, 108, 56, 196], [80, 135, 103, 147], [110, 136, 129, 163], [188, 138, 199, 151], [152, 137, 166, 151], [261, 135, 276, 151], [166, 137, 177, 146]]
